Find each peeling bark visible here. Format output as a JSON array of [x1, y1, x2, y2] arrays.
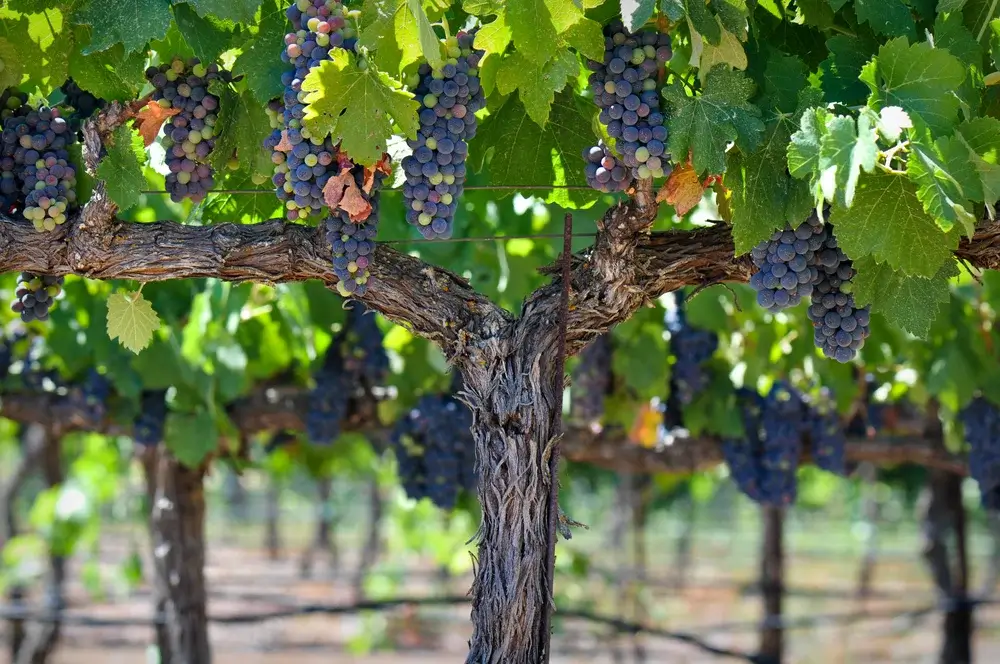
[[152, 454, 211, 664]]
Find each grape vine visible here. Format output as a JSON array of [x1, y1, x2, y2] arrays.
[[570, 333, 613, 426], [133, 389, 168, 446], [60, 79, 106, 122], [666, 292, 717, 408], [11, 273, 63, 322], [401, 31, 483, 240]]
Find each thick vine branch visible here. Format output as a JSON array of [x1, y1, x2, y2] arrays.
[[4, 211, 996, 361], [0, 388, 966, 475]]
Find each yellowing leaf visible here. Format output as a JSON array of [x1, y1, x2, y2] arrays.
[[656, 161, 707, 215], [107, 290, 160, 354], [133, 100, 180, 147]]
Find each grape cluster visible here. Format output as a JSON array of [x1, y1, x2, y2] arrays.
[[264, 0, 353, 220], [306, 334, 352, 445], [0, 89, 28, 216], [145, 58, 225, 204], [586, 21, 672, 181], [1, 104, 77, 231], [571, 334, 613, 424], [60, 79, 106, 121], [749, 214, 826, 312], [808, 394, 846, 475], [749, 216, 871, 363], [391, 391, 476, 510], [133, 390, 168, 446], [961, 397, 1000, 509], [807, 234, 870, 363], [340, 302, 389, 385], [401, 31, 483, 240], [666, 292, 718, 406], [325, 164, 384, 296], [70, 369, 111, 425], [11, 272, 63, 322], [582, 141, 633, 193]]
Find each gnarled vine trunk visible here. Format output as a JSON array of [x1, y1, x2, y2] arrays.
[[152, 453, 210, 664], [462, 334, 564, 664]]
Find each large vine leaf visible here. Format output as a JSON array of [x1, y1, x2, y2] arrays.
[[907, 132, 982, 237], [68, 27, 147, 100], [507, 0, 560, 64], [934, 12, 984, 69], [860, 37, 966, 137], [829, 172, 957, 278], [852, 256, 957, 339], [819, 35, 874, 106], [853, 0, 915, 37], [816, 112, 877, 207], [0, 8, 71, 94], [72, 0, 172, 54], [956, 117, 1000, 205], [474, 91, 599, 208], [209, 89, 272, 173], [495, 50, 578, 127], [165, 410, 219, 468], [96, 125, 146, 211], [664, 65, 764, 176], [231, 0, 287, 105], [107, 291, 160, 354], [620, 0, 656, 32], [177, 0, 262, 24], [359, 0, 424, 75], [302, 49, 420, 166], [0, 37, 23, 90], [172, 2, 234, 64]]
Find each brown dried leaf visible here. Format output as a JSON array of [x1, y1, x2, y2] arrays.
[[656, 161, 706, 216], [133, 101, 180, 147], [275, 130, 293, 153], [322, 166, 373, 222], [362, 153, 393, 193]]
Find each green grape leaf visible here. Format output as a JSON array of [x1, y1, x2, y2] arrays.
[[860, 37, 966, 136], [965, 0, 999, 48], [0, 9, 71, 94], [620, 0, 656, 32], [660, 0, 685, 21], [830, 172, 957, 278], [956, 117, 1000, 204], [507, 0, 559, 64], [474, 12, 511, 58], [938, 0, 969, 11], [876, 106, 912, 142], [907, 133, 982, 236], [495, 50, 578, 127], [407, 0, 442, 70], [96, 125, 146, 211], [73, 0, 172, 54], [817, 112, 877, 207], [819, 35, 874, 106], [204, 171, 282, 222], [699, 26, 747, 78], [787, 105, 826, 181], [756, 51, 807, 115], [107, 291, 161, 354], [359, 0, 423, 75], [710, 0, 749, 40], [68, 27, 147, 100], [935, 12, 984, 68], [827, 0, 850, 10], [165, 410, 218, 467], [664, 65, 764, 175], [302, 49, 420, 166], [209, 89, 272, 174], [685, 0, 721, 44], [0, 37, 23, 89], [172, 2, 233, 64], [474, 91, 599, 209], [232, 0, 287, 105], [178, 0, 261, 24], [854, 0, 915, 37], [852, 256, 957, 338], [562, 16, 604, 62]]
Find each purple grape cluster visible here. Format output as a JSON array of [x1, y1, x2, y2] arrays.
[[1, 104, 77, 231], [133, 390, 168, 446], [264, 0, 353, 220], [723, 383, 848, 506], [60, 79, 106, 121], [586, 21, 672, 180], [325, 165, 384, 296], [750, 216, 871, 363], [146, 58, 225, 203], [391, 390, 477, 510], [307, 333, 352, 445], [400, 31, 483, 239], [0, 89, 29, 216], [11, 272, 63, 322], [582, 141, 632, 193], [340, 303, 389, 385], [749, 214, 826, 312], [571, 334, 613, 424], [70, 369, 111, 426], [666, 292, 718, 406], [961, 397, 1000, 509], [807, 234, 871, 363]]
